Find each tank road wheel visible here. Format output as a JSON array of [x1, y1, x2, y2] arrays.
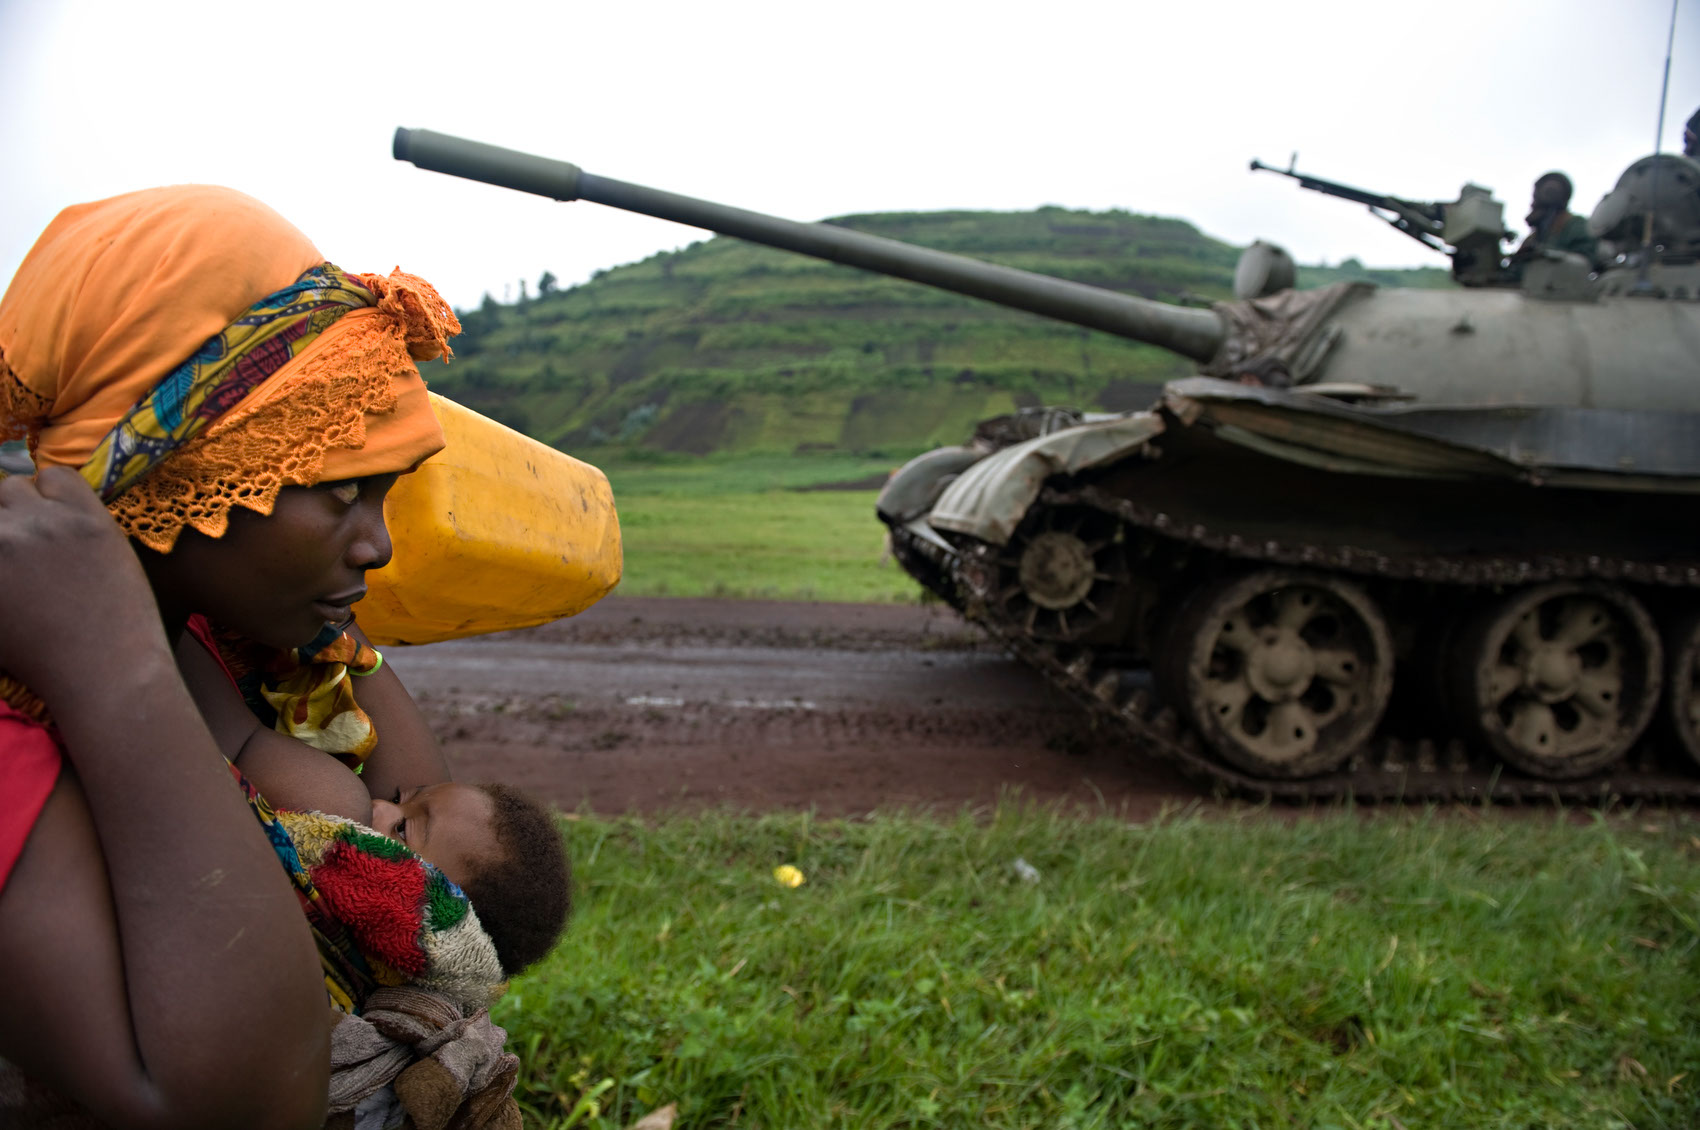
[[1660, 610, 1700, 770], [1163, 570, 1394, 779], [1453, 583, 1662, 780], [993, 505, 1127, 641]]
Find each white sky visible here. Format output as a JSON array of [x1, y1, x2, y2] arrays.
[[3, 0, 1697, 311]]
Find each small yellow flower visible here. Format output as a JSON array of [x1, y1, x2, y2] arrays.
[[773, 864, 806, 888]]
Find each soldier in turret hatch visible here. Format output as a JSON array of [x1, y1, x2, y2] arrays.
[[1505, 172, 1597, 280], [1685, 107, 1698, 159]]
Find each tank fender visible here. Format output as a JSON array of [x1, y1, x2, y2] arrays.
[[1165, 377, 1700, 486], [928, 413, 1166, 546], [876, 445, 986, 525]]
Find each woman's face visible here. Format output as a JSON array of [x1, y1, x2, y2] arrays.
[[146, 473, 399, 648]]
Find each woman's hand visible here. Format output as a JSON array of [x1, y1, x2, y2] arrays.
[[0, 467, 170, 699]]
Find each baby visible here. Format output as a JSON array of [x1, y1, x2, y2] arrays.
[[179, 612, 571, 978], [304, 773, 569, 980]]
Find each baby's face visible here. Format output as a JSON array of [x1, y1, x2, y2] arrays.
[[369, 782, 499, 891]]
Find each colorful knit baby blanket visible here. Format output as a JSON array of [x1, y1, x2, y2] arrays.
[[233, 765, 505, 1013]]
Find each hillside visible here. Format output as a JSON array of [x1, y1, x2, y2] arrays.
[[432, 208, 1452, 458]]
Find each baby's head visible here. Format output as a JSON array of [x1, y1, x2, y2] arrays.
[[369, 781, 571, 976]]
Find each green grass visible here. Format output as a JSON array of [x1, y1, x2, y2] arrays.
[[604, 453, 923, 603], [502, 804, 1700, 1129], [602, 451, 911, 496]]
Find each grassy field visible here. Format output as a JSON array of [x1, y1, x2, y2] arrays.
[[502, 804, 1700, 1129], [602, 452, 925, 603]]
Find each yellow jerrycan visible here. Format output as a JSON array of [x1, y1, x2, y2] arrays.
[[358, 393, 622, 646]]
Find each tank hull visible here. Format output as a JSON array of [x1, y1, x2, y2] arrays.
[[880, 390, 1700, 801]]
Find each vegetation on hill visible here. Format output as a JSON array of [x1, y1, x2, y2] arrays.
[[432, 208, 1452, 459]]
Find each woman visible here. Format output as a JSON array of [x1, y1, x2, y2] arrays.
[[0, 185, 529, 1129]]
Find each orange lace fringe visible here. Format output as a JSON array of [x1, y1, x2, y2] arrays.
[[111, 269, 458, 554]]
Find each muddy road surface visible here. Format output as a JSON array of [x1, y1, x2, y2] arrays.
[[389, 596, 1202, 817]]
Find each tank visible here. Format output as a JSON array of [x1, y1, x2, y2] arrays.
[[394, 128, 1700, 801]]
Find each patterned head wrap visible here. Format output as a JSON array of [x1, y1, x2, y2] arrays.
[[0, 185, 454, 552]]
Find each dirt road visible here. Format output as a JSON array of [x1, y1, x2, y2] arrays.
[[389, 596, 1202, 817]]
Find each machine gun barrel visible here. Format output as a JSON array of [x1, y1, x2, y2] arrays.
[[1249, 159, 1401, 210], [1249, 159, 1446, 253], [394, 128, 1227, 363]]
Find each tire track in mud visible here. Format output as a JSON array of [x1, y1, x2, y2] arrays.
[[386, 597, 1200, 817]]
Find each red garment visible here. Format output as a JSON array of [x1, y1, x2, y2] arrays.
[[0, 616, 230, 895], [0, 701, 61, 895], [185, 613, 241, 692]]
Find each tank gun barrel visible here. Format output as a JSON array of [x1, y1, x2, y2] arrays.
[[393, 128, 1227, 363]]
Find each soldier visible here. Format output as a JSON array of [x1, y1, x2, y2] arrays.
[[1506, 171, 1597, 279], [1685, 107, 1698, 159]]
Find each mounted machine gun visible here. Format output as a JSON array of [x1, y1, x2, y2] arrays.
[[1250, 158, 1513, 287]]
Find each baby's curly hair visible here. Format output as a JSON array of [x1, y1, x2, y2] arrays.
[[460, 782, 572, 976]]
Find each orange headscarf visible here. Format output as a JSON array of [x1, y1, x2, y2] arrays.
[[0, 185, 453, 552]]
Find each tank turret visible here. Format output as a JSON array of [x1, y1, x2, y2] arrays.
[[396, 128, 1700, 804], [1589, 153, 1700, 297]]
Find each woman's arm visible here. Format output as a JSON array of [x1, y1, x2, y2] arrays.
[[174, 614, 449, 810], [343, 622, 452, 800], [0, 469, 329, 1130], [177, 637, 371, 821]]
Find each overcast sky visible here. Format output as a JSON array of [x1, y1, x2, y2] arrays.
[[3, 0, 1696, 311]]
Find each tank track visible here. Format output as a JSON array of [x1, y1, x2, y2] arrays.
[[889, 486, 1700, 804]]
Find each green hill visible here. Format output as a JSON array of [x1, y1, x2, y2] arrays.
[[432, 208, 1452, 459]]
